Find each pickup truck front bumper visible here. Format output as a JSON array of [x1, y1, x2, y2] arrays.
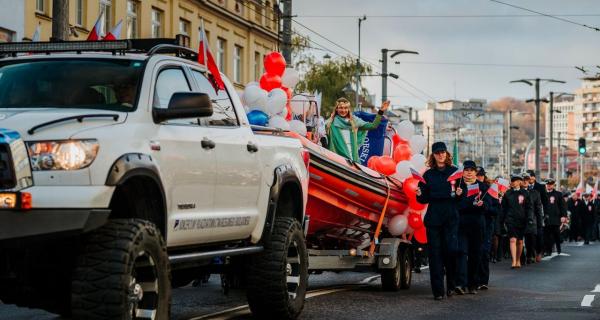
[[0, 208, 110, 241]]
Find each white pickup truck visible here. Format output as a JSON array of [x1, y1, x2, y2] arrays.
[[0, 38, 309, 319]]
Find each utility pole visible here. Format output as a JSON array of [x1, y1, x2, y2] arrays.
[[507, 110, 512, 175], [381, 49, 418, 103], [549, 91, 554, 178], [510, 78, 565, 178], [280, 0, 292, 64], [356, 15, 366, 110], [51, 0, 69, 41]]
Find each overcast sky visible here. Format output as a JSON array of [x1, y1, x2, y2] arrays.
[[292, 0, 600, 109]]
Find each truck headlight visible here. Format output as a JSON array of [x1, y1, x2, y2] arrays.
[[26, 140, 99, 171]]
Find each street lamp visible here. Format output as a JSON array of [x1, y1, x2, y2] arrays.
[[381, 49, 419, 102], [356, 15, 367, 111], [510, 78, 566, 177]]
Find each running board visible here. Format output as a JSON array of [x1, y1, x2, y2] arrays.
[[169, 246, 264, 264]]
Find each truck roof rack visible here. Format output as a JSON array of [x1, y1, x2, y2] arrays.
[[0, 35, 198, 62]]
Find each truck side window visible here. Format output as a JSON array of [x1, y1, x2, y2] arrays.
[[154, 68, 191, 109], [190, 70, 239, 127]]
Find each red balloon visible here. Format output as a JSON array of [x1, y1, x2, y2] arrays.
[[264, 52, 287, 76], [402, 177, 419, 199], [392, 134, 408, 147], [408, 212, 423, 229], [393, 144, 412, 163], [409, 198, 427, 211], [378, 156, 397, 176], [259, 73, 282, 91], [367, 156, 380, 171], [414, 227, 428, 244]]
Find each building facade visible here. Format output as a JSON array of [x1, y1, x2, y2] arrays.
[[0, 0, 25, 42], [1, 0, 280, 89], [419, 99, 505, 176], [576, 77, 600, 157], [544, 94, 579, 150]]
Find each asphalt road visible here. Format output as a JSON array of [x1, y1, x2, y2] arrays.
[[2, 241, 599, 320]]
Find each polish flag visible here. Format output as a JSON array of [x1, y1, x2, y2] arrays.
[[496, 177, 510, 193], [32, 23, 41, 42], [198, 18, 225, 90], [104, 19, 123, 40], [487, 183, 500, 200], [576, 181, 584, 195], [87, 11, 104, 41], [593, 180, 598, 200], [467, 183, 480, 197], [410, 167, 426, 184], [447, 166, 464, 182], [586, 183, 593, 194]]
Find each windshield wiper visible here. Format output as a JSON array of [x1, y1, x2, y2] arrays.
[[27, 114, 120, 135]]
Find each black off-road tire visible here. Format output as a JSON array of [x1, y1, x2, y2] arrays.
[[71, 219, 171, 320], [247, 217, 308, 320], [381, 246, 412, 291]]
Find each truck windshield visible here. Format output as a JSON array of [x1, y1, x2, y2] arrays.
[[0, 58, 144, 111]]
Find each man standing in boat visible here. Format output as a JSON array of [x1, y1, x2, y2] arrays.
[[325, 98, 390, 161], [415, 142, 463, 300]]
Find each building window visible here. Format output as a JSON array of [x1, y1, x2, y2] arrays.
[[99, 0, 113, 36], [235, 1, 244, 14], [265, 1, 272, 29], [217, 38, 226, 71], [179, 19, 190, 36], [233, 45, 243, 83], [254, 3, 264, 24], [151, 8, 163, 38], [126, 0, 139, 38], [254, 51, 261, 81], [36, 0, 46, 13], [76, 0, 85, 26]]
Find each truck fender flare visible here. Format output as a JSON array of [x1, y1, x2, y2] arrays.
[[264, 164, 304, 237]]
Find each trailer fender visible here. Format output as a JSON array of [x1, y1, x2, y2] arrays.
[[378, 238, 410, 269]]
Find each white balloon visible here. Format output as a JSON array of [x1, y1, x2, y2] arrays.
[[269, 115, 290, 130], [290, 95, 309, 115], [394, 161, 412, 182], [278, 104, 289, 119], [410, 154, 427, 173], [396, 120, 415, 141], [243, 86, 267, 110], [388, 214, 408, 236], [289, 120, 307, 136], [246, 81, 259, 87], [282, 68, 300, 88], [265, 88, 288, 115], [409, 135, 427, 154]]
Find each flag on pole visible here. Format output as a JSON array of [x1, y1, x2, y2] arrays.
[[467, 183, 480, 197], [586, 183, 593, 194], [198, 18, 225, 91], [496, 177, 510, 193], [576, 181, 584, 195], [593, 179, 598, 200], [104, 19, 123, 40], [32, 23, 41, 42], [87, 10, 105, 41], [447, 165, 464, 182], [487, 183, 500, 200], [410, 167, 426, 184]]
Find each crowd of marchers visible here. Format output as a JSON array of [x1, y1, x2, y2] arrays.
[[414, 141, 599, 300]]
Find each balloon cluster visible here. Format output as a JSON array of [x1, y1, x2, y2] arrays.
[[242, 52, 308, 136], [369, 119, 428, 243]]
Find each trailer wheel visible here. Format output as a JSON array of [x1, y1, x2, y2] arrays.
[[381, 246, 412, 291], [247, 217, 308, 319]]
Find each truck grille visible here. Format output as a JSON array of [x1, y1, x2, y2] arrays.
[[0, 144, 16, 189]]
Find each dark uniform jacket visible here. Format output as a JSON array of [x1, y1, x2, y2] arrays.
[[533, 181, 549, 212], [456, 180, 489, 226], [525, 187, 544, 234], [545, 190, 567, 226], [417, 165, 461, 227], [502, 188, 534, 229], [578, 200, 596, 225], [567, 198, 581, 229]]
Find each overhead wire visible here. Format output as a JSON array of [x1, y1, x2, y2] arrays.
[[296, 14, 600, 19]]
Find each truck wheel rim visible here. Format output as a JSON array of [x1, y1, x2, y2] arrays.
[[286, 240, 302, 300], [129, 251, 159, 320]]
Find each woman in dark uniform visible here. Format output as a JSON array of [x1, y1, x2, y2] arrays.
[[502, 174, 534, 269], [416, 142, 462, 300]]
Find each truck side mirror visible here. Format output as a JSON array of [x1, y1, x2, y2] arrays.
[[152, 92, 213, 123]]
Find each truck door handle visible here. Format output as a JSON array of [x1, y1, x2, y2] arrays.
[[201, 138, 215, 150], [247, 142, 258, 153]]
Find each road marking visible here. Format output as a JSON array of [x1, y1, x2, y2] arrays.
[[592, 284, 600, 293], [581, 295, 595, 307], [541, 252, 570, 261], [360, 275, 381, 284], [420, 266, 430, 271]]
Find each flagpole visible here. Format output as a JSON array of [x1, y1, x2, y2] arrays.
[[200, 18, 208, 70]]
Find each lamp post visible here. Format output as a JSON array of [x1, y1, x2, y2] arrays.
[[356, 15, 367, 111], [381, 49, 418, 102], [510, 78, 566, 177]]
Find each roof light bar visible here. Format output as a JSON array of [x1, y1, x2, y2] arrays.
[[0, 40, 130, 54]]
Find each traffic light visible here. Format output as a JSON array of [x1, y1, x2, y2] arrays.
[[578, 137, 586, 155]]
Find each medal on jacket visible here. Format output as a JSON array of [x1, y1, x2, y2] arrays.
[[518, 195, 524, 204], [550, 196, 555, 204], [450, 180, 456, 197], [589, 205, 592, 211]]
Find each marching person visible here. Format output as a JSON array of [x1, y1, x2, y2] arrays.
[[526, 170, 548, 260], [325, 98, 389, 161], [416, 142, 462, 300], [456, 161, 488, 294], [502, 174, 534, 269], [522, 173, 543, 264], [579, 192, 596, 245], [544, 179, 567, 255], [567, 192, 582, 242], [476, 167, 499, 290]]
